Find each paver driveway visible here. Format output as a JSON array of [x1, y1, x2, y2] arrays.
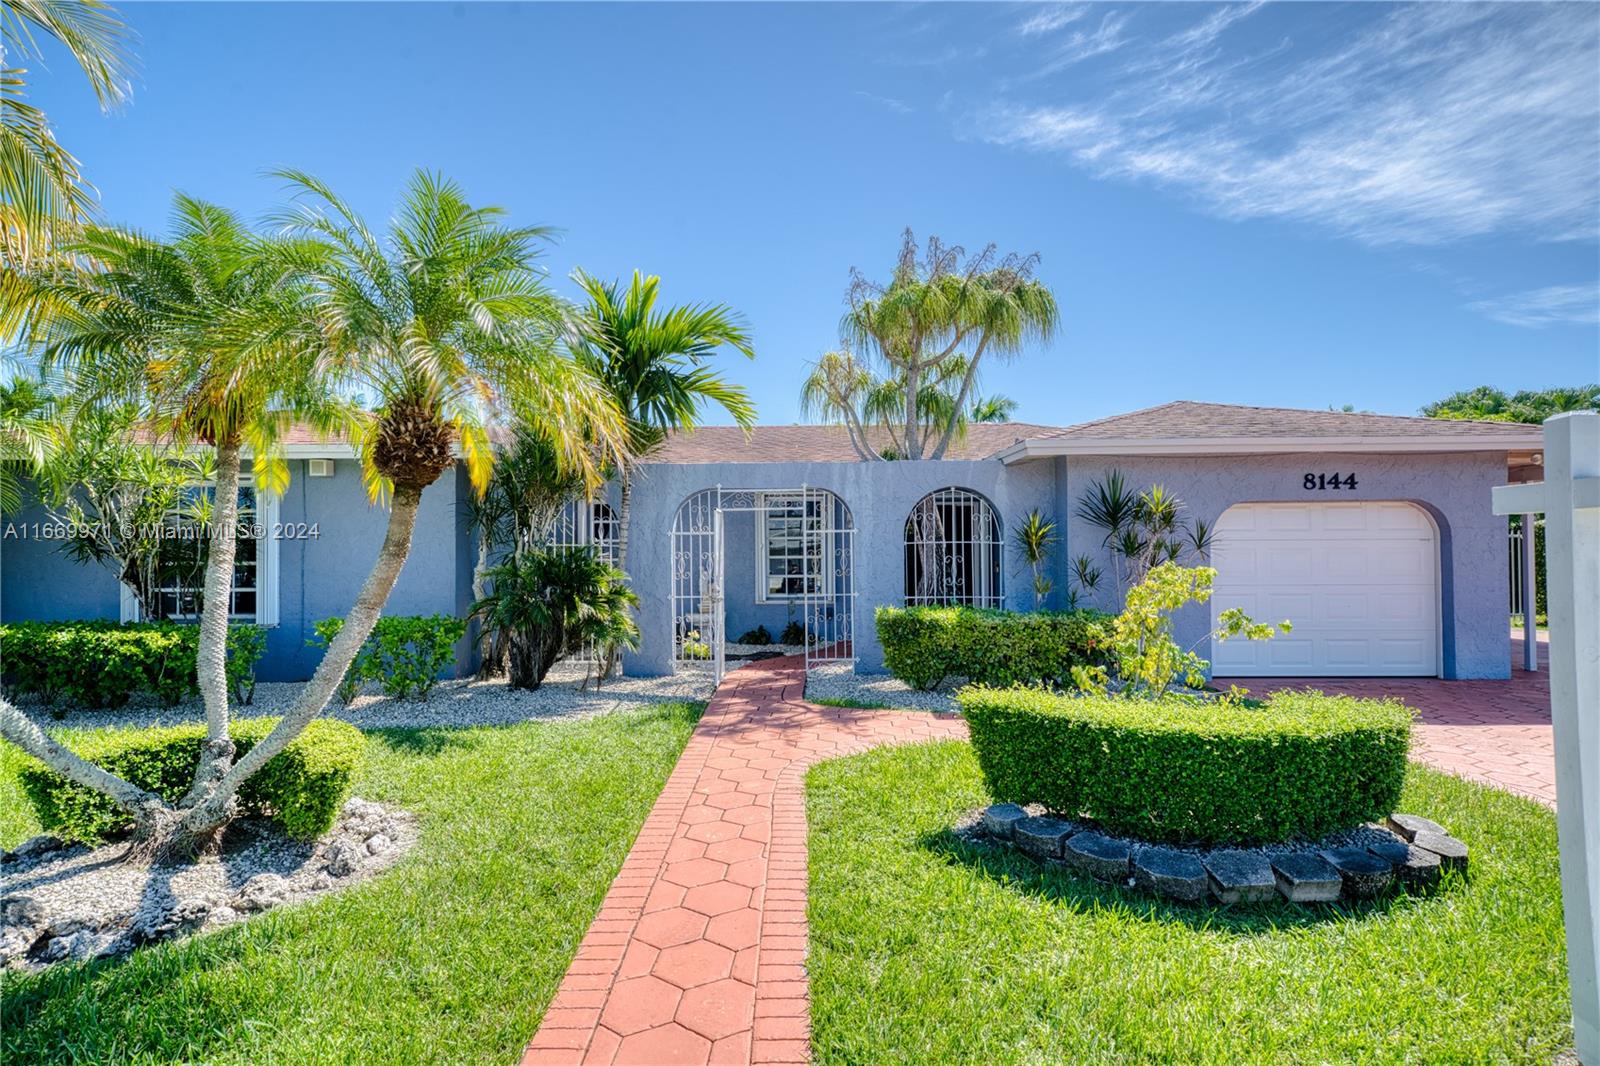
[[1219, 635, 1555, 806], [525, 637, 1556, 1065]]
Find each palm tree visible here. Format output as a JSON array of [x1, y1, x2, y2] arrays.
[[17, 196, 336, 827], [970, 394, 1017, 423], [838, 230, 1057, 460], [571, 269, 755, 575], [170, 171, 630, 845], [0, 372, 57, 512], [1, 0, 135, 334]]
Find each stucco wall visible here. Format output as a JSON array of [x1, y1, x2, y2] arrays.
[[2, 462, 468, 683], [1058, 451, 1512, 680], [620, 457, 1057, 675]]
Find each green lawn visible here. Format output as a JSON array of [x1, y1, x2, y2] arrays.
[[807, 740, 1571, 1065], [1, 702, 703, 1065]]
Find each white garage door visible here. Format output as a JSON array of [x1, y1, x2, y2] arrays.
[[1210, 502, 1439, 677]]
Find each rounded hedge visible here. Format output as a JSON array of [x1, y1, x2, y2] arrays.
[[960, 687, 1413, 846]]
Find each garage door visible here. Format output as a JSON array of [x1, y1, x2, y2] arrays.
[[1210, 502, 1438, 677]]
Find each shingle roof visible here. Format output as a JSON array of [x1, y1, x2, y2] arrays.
[[645, 422, 1061, 464], [1034, 401, 1539, 441]]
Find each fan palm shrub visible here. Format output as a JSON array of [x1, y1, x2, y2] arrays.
[[473, 546, 639, 690]]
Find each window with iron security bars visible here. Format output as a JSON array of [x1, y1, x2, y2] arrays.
[[543, 498, 621, 664], [904, 487, 1003, 608]]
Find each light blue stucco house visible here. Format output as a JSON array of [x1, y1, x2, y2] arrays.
[[0, 402, 1543, 684]]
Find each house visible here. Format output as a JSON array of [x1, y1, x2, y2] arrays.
[[0, 402, 1543, 684]]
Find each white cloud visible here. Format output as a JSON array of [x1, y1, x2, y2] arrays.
[[1467, 285, 1600, 328], [974, 3, 1600, 245], [854, 90, 913, 114], [1016, 4, 1087, 38]]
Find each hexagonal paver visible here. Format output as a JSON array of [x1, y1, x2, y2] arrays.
[[663, 858, 728, 888], [705, 791, 755, 810], [613, 1022, 712, 1065], [599, 975, 680, 1035], [634, 908, 708, 949], [618, 940, 659, 978], [676, 978, 756, 1041], [683, 881, 752, 917], [721, 806, 767, 826], [704, 837, 764, 864], [705, 908, 760, 950], [654, 939, 735, 989], [644, 881, 687, 913], [725, 858, 764, 887], [665, 838, 708, 862], [680, 804, 723, 825], [684, 820, 741, 844], [717, 766, 765, 784], [697, 776, 740, 794]]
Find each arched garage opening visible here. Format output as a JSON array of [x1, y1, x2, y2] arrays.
[[1209, 500, 1441, 677]]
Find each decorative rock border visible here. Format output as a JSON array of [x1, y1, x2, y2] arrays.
[[974, 804, 1468, 906]]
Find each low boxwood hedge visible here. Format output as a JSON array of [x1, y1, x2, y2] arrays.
[[0, 620, 267, 710], [16, 716, 365, 844], [876, 606, 1110, 690], [960, 687, 1413, 845]]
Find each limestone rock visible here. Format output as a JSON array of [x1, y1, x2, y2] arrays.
[[234, 873, 289, 912], [1270, 853, 1342, 902], [1063, 832, 1131, 882], [365, 834, 391, 856], [323, 839, 363, 877], [1132, 847, 1208, 902], [1204, 850, 1277, 904]]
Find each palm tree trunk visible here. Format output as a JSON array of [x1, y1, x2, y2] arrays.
[[930, 336, 991, 460], [182, 438, 242, 807], [0, 697, 168, 829], [167, 483, 425, 850], [902, 361, 923, 459], [602, 472, 634, 679]]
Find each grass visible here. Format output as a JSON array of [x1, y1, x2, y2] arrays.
[[1, 702, 703, 1065], [807, 740, 1571, 1065], [809, 696, 891, 710]]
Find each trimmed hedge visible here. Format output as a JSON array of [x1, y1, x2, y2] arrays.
[[960, 687, 1413, 845], [0, 621, 266, 711], [16, 717, 365, 844], [876, 606, 1110, 690], [310, 614, 467, 702]]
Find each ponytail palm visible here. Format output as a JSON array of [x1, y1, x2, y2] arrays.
[[571, 268, 755, 574]]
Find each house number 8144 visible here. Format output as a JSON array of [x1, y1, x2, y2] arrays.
[[1304, 472, 1358, 490]]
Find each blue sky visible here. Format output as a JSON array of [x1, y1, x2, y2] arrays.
[[29, 1, 1600, 425]]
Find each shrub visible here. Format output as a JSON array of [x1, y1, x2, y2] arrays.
[[736, 625, 774, 645], [16, 716, 365, 844], [0, 621, 267, 712], [779, 620, 805, 645], [961, 686, 1413, 845], [309, 614, 467, 702], [472, 548, 638, 690], [875, 607, 1110, 690]]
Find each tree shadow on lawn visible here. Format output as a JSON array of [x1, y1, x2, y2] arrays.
[[362, 701, 707, 757], [917, 827, 1463, 935]]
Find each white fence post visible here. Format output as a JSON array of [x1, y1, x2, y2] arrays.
[[1494, 410, 1599, 1063]]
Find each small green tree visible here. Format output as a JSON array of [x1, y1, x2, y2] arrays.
[[1072, 563, 1290, 699]]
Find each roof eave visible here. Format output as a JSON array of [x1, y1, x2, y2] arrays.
[[997, 433, 1545, 464]]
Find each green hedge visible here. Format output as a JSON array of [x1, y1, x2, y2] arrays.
[[309, 614, 467, 702], [876, 607, 1110, 690], [16, 716, 365, 844], [0, 621, 267, 711], [961, 687, 1413, 845]]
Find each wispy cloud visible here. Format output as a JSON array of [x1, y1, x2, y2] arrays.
[[854, 90, 913, 114], [1467, 285, 1600, 328], [973, 3, 1599, 246], [1016, 4, 1087, 38]]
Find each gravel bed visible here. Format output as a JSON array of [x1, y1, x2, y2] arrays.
[[804, 663, 961, 713], [1, 797, 416, 971], [10, 661, 721, 732]]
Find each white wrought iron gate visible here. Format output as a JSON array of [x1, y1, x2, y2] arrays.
[[670, 486, 856, 685]]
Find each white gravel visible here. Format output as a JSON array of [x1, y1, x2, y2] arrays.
[[12, 661, 721, 732], [803, 663, 961, 713]]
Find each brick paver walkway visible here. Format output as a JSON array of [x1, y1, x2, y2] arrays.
[[526, 637, 1556, 1064], [520, 656, 965, 1065], [1219, 635, 1556, 806]]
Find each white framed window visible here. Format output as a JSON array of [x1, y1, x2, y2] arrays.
[[756, 492, 829, 602], [122, 477, 279, 625]]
